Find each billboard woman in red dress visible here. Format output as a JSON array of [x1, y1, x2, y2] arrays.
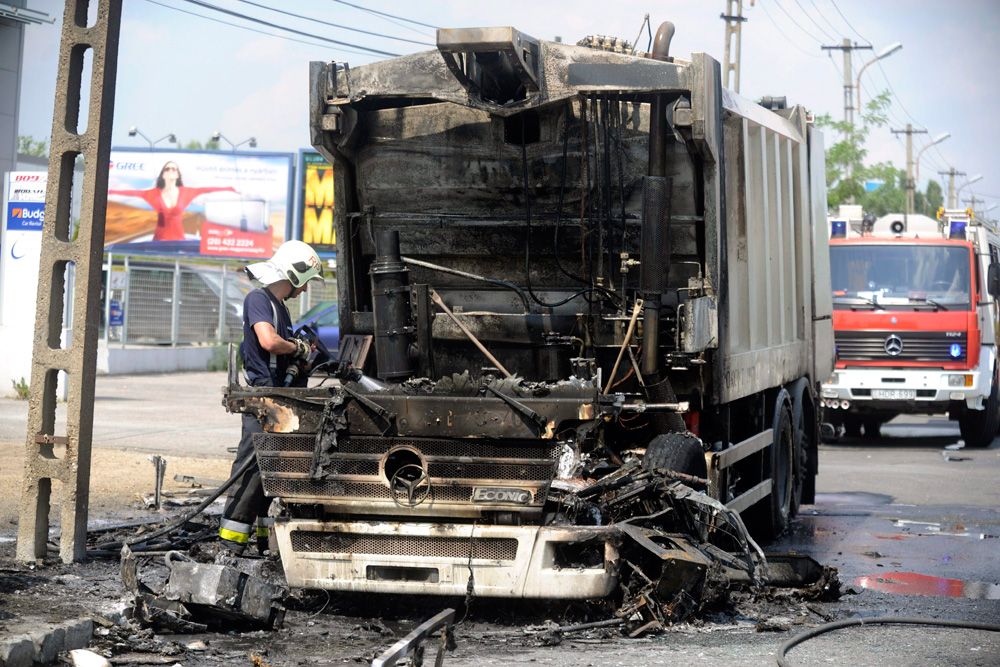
[[109, 161, 236, 241]]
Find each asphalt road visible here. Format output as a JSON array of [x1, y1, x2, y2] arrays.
[[0, 377, 998, 664]]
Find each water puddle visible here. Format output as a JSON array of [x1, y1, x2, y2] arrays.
[[855, 571, 1000, 600]]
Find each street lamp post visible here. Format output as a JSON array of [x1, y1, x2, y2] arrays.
[[957, 174, 983, 207], [855, 42, 902, 115], [127, 126, 176, 150], [211, 131, 257, 152], [915, 132, 950, 182]]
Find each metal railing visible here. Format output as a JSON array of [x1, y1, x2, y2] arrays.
[[102, 255, 337, 346]]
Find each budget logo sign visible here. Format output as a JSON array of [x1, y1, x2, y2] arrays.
[[6, 202, 45, 231]]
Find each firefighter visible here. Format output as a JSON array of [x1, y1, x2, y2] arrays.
[[218, 240, 325, 553]]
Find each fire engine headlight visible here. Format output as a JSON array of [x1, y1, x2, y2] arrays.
[[948, 374, 974, 387], [825, 373, 840, 386]]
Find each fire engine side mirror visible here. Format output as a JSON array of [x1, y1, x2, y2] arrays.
[[988, 264, 1000, 298]]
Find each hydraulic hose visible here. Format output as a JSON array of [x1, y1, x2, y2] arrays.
[[777, 616, 1000, 667], [90, 452, 258, 554]]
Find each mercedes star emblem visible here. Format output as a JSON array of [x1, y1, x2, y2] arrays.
[[884, 334, 904, 356], [390, 463, 432, 508]]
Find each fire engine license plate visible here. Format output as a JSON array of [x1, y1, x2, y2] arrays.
[[871, 389, 916, 400], [471, 487, 533, 504]]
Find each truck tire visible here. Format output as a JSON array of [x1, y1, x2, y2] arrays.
[[788, 378, 815, 515], [862, 417, 883, 439], [959, 366, 1000, 449], [746, 391, 794, 540], [843, 417, 862, 438], [642, 432, 707, 478]]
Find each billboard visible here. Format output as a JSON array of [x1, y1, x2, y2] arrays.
[[1, 172, 47, 393], [296, 150, 336, 253], [106, 149, 294, 258]]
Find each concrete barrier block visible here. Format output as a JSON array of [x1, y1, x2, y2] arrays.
[[0, 635, 34, 667], [59, 618, 94, 652]]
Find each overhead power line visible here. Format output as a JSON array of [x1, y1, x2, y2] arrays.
[[141, 0, 378, 58], [792, 0, 835, 41], [829, 0, 868, 42], [236, 0, 432, 47], [331, 0, 439, 31], [176, 0, 400, 57], [772, 0, 825, 43], [758, 0, 822, 58]]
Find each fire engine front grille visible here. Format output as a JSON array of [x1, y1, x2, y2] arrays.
[[254, 433, 557, 510], [835, 331, 967, 362], [290, 530, 518, 561]]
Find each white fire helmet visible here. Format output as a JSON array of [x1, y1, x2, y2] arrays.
[[245, 240, 325, 288]]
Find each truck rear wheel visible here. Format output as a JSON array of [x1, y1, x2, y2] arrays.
[[746, 391, 794, 540], [788, 379, 815, 514], [959, 366, 1000, 449], [642, 432, 707, 478]]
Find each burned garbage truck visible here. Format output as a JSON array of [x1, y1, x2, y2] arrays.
[[226, 24, 834, 606]]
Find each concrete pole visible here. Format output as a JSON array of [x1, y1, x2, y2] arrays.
[[892, 124, 928, 215], [938, 168, 966, 208], [721, 0, 747, 93], [16, 0, 123, 563], [905, 124, 914, 215], [842, 38, 853, 127]]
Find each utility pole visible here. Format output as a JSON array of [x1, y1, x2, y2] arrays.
[[938, 167, 966, 208], [821, 39, 873, 126], [891, 124, 927, 215], [721, 0, 750, 93], [963, 194, 984, 214]]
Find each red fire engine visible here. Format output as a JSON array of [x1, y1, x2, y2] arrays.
[[821, 206, 1000, 446]]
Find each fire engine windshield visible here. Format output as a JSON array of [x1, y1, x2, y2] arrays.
[[830, 244, 972, 310]]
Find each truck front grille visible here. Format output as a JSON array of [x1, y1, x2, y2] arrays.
[[254, 434, 558, 512], [835, 331, 967, 362], [290, 530, 518, 561]]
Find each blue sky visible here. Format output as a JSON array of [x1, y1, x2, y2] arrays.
[[17, 0, 1000, 210]]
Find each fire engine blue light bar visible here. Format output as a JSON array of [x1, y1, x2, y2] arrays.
[[949, 220, 967, 239], [831, 220, 847, 238]]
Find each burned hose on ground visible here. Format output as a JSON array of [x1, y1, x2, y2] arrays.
[[89, 452, 257, 555], [777, 616, 1000, 667]]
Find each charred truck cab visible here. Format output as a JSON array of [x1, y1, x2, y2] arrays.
[[226, 24, 834, 603]]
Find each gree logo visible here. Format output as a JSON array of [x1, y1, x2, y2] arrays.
[[13, 174, 42, 182]]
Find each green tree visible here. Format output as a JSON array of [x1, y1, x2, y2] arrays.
[[814, 91, 892, 209], [858, 162, 906, 217], [181, 138, 221, 151], [17, 135, 48, 157]]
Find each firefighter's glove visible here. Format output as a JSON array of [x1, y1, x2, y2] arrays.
[[291, 337, 311, 360]]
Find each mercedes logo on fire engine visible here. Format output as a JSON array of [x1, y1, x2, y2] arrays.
[[884, 334, 904, 357], [389, 463, 432, 508]]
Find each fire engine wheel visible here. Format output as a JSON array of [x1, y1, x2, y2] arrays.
[[862, 417, 884, 438], [843, 417, 863, 438], [747, 391, 795, 540], [959, 365, 1000, 449], [642, 432, 708, 478]]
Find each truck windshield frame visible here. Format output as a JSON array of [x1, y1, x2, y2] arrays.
[[830, 243, 973, 311]]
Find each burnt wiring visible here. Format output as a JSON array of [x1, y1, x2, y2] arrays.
[[88, 452, 257, 555], [520, 116, 609, 309]]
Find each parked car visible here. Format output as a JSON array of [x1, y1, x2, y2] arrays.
[[294, 300, 339, 361]]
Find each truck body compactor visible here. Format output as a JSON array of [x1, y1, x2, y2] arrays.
[[226, 23, 834, 617]]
